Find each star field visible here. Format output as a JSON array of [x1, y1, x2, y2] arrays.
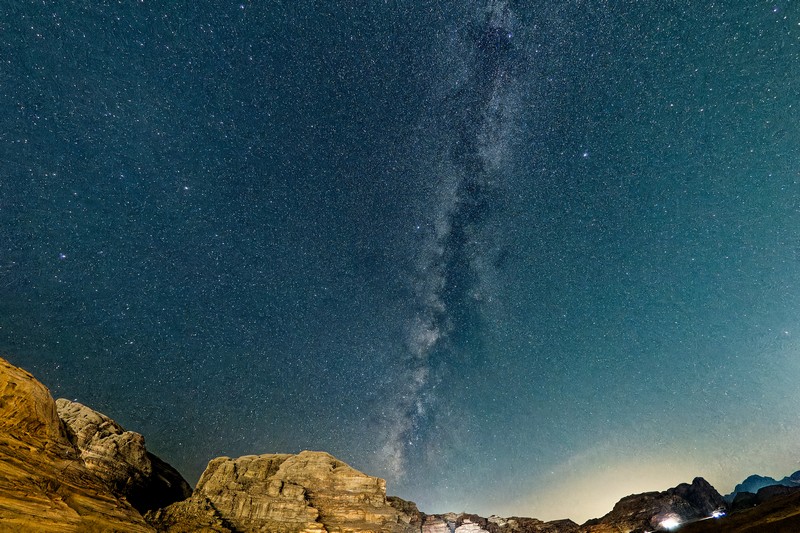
[[1, 0, 800, 523]]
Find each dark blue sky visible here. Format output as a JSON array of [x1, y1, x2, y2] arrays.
[[1, 0, 799, 522]]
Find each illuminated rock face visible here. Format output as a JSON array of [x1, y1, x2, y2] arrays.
[[581, 477, 727, 533], [0, 356, 154, 532], [147, 450, 418, 533]]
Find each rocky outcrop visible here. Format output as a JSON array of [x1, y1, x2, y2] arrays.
[[146, 450, 583, 533], [494, 517, 581, 532], [388, 495, 425, 528], [55, 398, 192, 514], [419, 513, 580, 533], [582, 477, 726, 533], [0, 356, 153, 532], [0, 354, 599, 533], [146, 450, 419, 532]]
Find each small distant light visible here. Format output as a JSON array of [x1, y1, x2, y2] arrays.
[[660, 518, 681, 530], [711, 510, 726, 519]]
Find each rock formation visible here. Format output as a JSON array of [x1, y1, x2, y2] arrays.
[[418, 513, 580, 533], [0, 356, 153, 532], [146, 450, 584, 533], [582, 477, 727, 533], [5, 354, 800, 533], [146, 450, 418, 533], [56, 398, 192, 514]]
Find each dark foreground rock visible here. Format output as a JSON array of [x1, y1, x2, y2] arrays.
[[681, 488, 800, 533], [581, 477, 727, 533]]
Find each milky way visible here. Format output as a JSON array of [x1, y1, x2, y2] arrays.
[[378, 0, 522, 478]]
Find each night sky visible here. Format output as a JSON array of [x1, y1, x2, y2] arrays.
[[2, 0, 799, 523]]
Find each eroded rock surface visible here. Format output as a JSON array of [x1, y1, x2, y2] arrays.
[[56, 398, 192, 513], [0, 356, 153, 532], [147, 450, 418, 532]]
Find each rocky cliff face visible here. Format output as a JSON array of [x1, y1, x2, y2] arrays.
[[146, 450, 417, 533], [56, 398, 192, 514], [582, 477, 727, 533], [0, 356, 153, 532]]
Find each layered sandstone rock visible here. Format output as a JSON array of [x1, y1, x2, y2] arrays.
[[0, 356, 153, 532], [56, 398, 192, 513], [147, 450, 418, 532]]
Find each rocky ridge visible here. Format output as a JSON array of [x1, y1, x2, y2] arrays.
[[724, 471, 800, 503], [2, 355, 800, 532], [580, 477, 726, 533]]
